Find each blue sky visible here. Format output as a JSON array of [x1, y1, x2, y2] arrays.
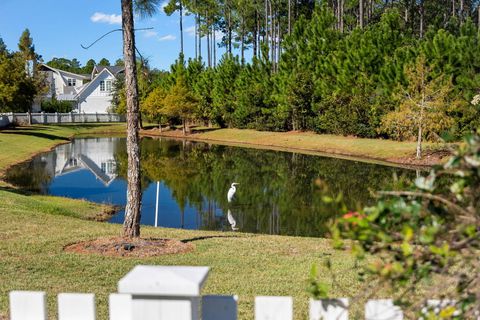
[[0, 0, 238, 70]]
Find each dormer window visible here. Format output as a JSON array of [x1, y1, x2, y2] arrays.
[[100, 80, 112, 92], [67, 78, 76, 86]]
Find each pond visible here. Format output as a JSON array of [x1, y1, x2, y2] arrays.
[[5, 136, 416, 237]]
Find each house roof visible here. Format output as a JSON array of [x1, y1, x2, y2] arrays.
[[40, 64, 91, 80], [92, 65, 124, 77], [75, 67, 117, 99]]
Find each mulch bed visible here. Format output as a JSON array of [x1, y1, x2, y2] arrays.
[[388, 149, 452, 167], [64, 237, 194, 258]]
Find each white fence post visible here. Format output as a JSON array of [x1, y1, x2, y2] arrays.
[[9, 291, 47, 320], [118, 265, 210, 320], [202, 295, 238, 320], [309, 298, 349, 320], [365, 299, 403, 320], [58, 293, 96, 320], [109, 293, 132, 320], [255, 296, 293, 320]]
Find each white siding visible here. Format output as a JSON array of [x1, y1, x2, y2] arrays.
[[77, 71, 115, 113]]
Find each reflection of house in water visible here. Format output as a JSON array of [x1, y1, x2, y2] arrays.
[[42, 138, 119, 186]]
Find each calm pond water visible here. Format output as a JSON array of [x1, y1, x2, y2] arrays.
[[5, 137, 416, 237]]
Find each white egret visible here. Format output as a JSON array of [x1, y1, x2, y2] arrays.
[[227, 182, 239, 203], [227, 209, 239, 231]]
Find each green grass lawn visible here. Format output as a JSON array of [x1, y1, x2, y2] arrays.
[[0, 124, 413, 319], [0, 188, 362, 319]]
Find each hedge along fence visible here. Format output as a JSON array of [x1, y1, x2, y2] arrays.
[[6, 265, 460, 320], [0, 112, 125, 128]]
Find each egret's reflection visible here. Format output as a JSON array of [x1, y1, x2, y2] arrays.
[[227, 209, 239, 231]]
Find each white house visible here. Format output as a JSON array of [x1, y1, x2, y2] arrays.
[[38, 64, 124, 114], [39, 64, 90, 101]]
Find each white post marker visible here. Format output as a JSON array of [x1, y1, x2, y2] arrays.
[[255, 296, 293, 320], [155, 181, 160, 227], [109, 293, 132, 320], [9, 291, 47, 320], [309, 298, 349, 320], [58, 293, 96, 320], [118, 265, 210, 320], [365, 299, 403, 320]]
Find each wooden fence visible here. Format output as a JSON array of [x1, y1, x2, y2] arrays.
[[0, 112, 125, 128], [6, 265, 458, 320]]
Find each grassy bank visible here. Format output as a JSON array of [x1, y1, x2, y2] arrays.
[[143, 128, 450, 167], [0, 124, 365, 319]]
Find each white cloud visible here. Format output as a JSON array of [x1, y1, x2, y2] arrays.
[[143, 30, 158, 38], [215, 30, 225, 41], [158, 34, 176, 41], [186, 26, 195, 37], [90, 12, 122, 25]]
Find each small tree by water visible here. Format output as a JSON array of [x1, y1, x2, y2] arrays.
[[380, 55, 456, 159]]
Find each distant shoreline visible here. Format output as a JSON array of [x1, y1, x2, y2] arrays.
[[141, 127, 451, 168]]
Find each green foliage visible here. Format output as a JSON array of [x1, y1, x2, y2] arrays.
[[380, 55, 457, 141], [98, 58, 110, 66], [212, 54, 241, 127], [162, 71, 198, 134], [46, 57, 83, 74], [332, 131, 480, 317], [0, 50, 37, 112], [40, 97, 74, 113]]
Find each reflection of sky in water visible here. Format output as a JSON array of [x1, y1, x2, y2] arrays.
[[48, 169, 218, 230]]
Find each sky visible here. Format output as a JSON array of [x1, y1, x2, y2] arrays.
[[0, 0, 242, 71]]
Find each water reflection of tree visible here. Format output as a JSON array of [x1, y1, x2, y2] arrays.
[[5, 156, 54, 193], [116, 137, 415, 237]]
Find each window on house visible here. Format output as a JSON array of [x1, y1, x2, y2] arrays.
[[67, 78, 76, 86], [106, 80, 112, 92], [100, 80, 105, 91]]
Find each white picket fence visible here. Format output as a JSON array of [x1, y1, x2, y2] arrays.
[[0, 112, 125, 128], [6, 265, 457, 320]]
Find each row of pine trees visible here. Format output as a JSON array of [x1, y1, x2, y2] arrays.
[[115, 1, 480, 141]]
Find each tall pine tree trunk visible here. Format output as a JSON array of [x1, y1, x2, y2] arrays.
[[265, 0, 269, 50], [253, 10, 258, 57], [180, 0, 183, 54], [241, 15, 245, 64], [213, 25, 216, 67], [121, 0, 142, 238], [194, 12, 198, 58], [194, 0, 197, 59], [478, 5, 480, 34], [340, 0, 344, 33], [198, 14, 202, 61], [416, 70, 426, 159], [359, 0, 364, 28], [228, 4, 232, 54], [207, 13, 211, 67], [419, 0, 424, 38], [288, 0, 291, 34], [270, 1, 274, 66]]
